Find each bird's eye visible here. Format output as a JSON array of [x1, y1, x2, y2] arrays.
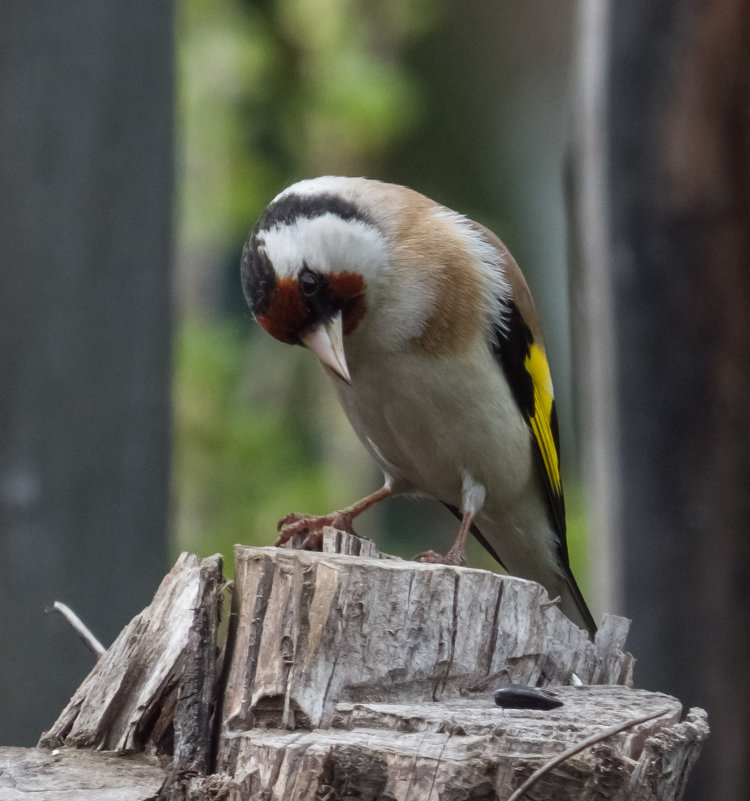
[[299, 267, 320, 296]]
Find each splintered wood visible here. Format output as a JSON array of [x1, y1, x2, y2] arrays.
[[212, 546, 704, 801], [39, 553, 224, 757], [222, 546, 632, 732], [27, 543, 708, 801], [218, 691, 707, 801]]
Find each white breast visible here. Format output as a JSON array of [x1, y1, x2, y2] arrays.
[[331, 338, 534, 513]]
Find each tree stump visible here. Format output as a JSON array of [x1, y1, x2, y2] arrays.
[[6, 533, 707, 800]]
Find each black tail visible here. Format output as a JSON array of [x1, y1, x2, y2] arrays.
[[559, 565, 597, 639], [442, 502, 597, 639]]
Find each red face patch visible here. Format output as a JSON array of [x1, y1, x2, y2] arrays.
[[257, 277, 307, 344], [258, 271, 367, 344], [328, 272, 366, 335]]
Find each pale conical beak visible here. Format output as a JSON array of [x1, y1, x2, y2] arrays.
[[301, 313, 351, 384]]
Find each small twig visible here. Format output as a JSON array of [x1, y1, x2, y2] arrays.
[[506, 706, 673, 801], [48, 601, 107, 658]]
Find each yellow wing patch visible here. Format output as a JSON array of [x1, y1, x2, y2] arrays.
[[524, 344, 562, 496]]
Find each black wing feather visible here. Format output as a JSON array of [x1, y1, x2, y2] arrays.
[[490, 299, 597, 636], [490, 301, 568, 562]]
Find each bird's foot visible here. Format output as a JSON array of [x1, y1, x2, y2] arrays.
[[416, 547, 467, 566], [276, 511, 355, 550]]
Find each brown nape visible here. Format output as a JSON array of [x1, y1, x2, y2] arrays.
[[397, 207, 484, 357], [415, 243, 483, 355], [257, 277, 307, 344], [328, 271, 367, 335]]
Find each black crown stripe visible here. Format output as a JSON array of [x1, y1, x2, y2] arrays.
[[253, 192, 375, 236]]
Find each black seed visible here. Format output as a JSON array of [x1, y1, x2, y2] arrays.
[[494, 684, 564, 710]]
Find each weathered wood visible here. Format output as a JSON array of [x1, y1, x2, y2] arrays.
[[158, 555, 224, 797], [322, 526, 388, 558], [0, 747, 164, 801], [10, 540, 706, 800], [40, 553, 224, 754], [220, 546, 633, 734], [213, 688, 708, 801]]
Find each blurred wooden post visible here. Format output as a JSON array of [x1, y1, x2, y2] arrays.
[[0, 1, 173, 745], [571, 2, 750, 799], [569, 0, 622, 620]]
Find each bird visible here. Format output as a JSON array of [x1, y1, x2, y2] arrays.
[[240, 176, 597, 637]]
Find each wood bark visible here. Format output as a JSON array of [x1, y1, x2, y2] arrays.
[[0, 747, 164, 801], [1, 537, 707, 800], [40, 553, 223, 755], [220, 542, 633, 733]]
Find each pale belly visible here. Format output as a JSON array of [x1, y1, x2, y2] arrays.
[[332, 345, 535, 512]]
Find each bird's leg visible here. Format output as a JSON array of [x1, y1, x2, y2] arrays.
[[417, 509, 473, 566], [417, 473, 485, 567], [276, 484, 392, 550]]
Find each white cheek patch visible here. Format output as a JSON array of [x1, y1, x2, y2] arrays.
[[373, 264, 437, 347], [260, 214, 388, 286]]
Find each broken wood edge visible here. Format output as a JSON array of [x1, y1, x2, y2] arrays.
[[154, 554, 226, 798], [30, 541, 709, 800], [222, 543, 636, 734], [506, 705, 674, 801], [626, 706, 710, 799], [38, 552, 230, 756]]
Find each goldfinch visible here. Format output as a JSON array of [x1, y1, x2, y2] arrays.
[[241, 176, 597, 637]]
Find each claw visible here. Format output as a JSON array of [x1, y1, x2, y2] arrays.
[[415, 548, 466, 566], [300, 531, 324, 550], [330, 511, 355, 533], [275, 510, 357, 550], [276, 513, 316, 547], [277, 512, 304, 533]]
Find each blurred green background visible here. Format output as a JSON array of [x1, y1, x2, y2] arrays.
[[173, 0, 587, 585]]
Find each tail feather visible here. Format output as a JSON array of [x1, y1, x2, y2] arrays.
[[559, 566, 597, 639], [442, 502, 597, 639]]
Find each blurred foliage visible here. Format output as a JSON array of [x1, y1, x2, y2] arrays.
[[174, 0, 448, 571], [173, 0, 590, 593], [178, 0, 437, 257], [174, 321, 332, 572]]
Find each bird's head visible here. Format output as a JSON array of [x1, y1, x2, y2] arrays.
[[242, 176, 514, 379], [241, 177, 394, 383]]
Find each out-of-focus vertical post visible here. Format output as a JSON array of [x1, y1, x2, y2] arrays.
[[0, 1, 173, 745], [569, 0, 621, 620], [572, 1, 750, 798]]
